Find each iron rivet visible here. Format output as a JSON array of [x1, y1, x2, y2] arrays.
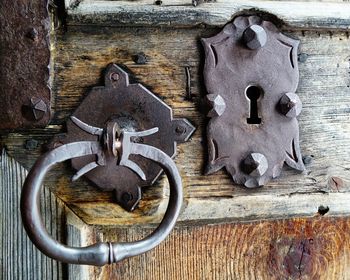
[[110, 73, 120, 82], [298, 53, 308, 63], [278, 92, 302, 118], [25, 139, 39, 150], [26, 97, 47, 121], [206, 94, 226, 117], [133, 52, 147, 65], [242, 153, 268, 177], [175, 126, 186, 134], [243, 25, 267, 50]]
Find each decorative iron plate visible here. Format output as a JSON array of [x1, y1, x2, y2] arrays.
[[202, 15, 305, 188], [57, 64, 195, 210]]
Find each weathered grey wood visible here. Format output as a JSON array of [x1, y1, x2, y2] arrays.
[[66, 211, 93, 280], [65, 0, 350, 30], [0, 149, 65, 280]]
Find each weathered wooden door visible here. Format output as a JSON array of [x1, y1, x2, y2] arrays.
[[1, 0, 350, 279]]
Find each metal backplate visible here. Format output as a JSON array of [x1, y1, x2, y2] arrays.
[[202, 15, 305, 188], [58, 64, 195, 211], [0, 0, 51, 129]]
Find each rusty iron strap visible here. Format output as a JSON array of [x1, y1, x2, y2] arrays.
[[0, 0, 51, 129]]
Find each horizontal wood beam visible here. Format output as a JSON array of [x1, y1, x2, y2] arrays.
[[3, 27, 350, 226], [69, 192, 350, 226], [65, 0, 350, 30]]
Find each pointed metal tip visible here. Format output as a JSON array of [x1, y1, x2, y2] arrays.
[[72, 162, 99, 182], [71, 175, 79, 182], [70, 116, 103, 136], [204, 163, 218, 175], [204, 167, 213, 176]]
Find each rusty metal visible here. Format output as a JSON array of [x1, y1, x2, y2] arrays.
[[133, 52, 148, 64], [24, 97, 48, 121], [243, 24, 267, 50], [202, 15, 305, 188], [279, 92, 302, 118], [206, 94, 226, 117], [25, 139, 39, 150], [21, 120, 183, 265], [53, 63, 195, 210], [0, 0, 51, 129], [185, 66, 192, 101], [242, 153, 268, 177]]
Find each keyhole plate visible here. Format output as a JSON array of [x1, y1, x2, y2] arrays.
[[202, 15, 305, 188]]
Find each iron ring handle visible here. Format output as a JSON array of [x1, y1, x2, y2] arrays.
[[20, 141, 183, 266]]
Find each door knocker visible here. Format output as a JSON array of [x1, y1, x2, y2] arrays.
[[20, 64, 195, 265]]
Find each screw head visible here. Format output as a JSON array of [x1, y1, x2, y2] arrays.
[[243, 25, 267, 50], [110, 72, 120, 82], [278, 92, 302, 118], [175, 125, 186, 134], [206, 94, 226, 117], [242, 153, 268, 177]]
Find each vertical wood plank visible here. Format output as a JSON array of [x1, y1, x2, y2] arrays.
[[66, 211, 93, 280], [0, 149, 65, 280]]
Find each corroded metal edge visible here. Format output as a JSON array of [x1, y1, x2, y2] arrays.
[[0, 0, 51, 129]]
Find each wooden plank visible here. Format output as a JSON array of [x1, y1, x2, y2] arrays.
[[2, 27, 350, 226], [64, 0, 350, 30], [88, 216, 350, 279], [0, 149, 65, 279], [66, 211, 94, 280]]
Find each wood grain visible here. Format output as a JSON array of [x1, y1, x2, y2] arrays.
[[2, 27, 350, 225], [0, 149, 66, 280], [65, 0, 350, 30], [85, 216, 350, 280], [66, 211, 94, 280]]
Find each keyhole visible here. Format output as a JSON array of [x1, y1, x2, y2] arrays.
[[246, 86, 262, 124]]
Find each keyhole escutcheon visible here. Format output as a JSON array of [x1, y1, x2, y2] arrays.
[[246, 85, 263, 124]]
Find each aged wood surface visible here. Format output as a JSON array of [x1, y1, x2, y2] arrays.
[[2, 26, 349, 226], [85, 216, 350, 280], [0, 150, 65, 280], [66, 211, 94, 280], [64, 0, 350, 30]]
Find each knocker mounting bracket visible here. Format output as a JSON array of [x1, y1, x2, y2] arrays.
[[55, 64, 195, 210]]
